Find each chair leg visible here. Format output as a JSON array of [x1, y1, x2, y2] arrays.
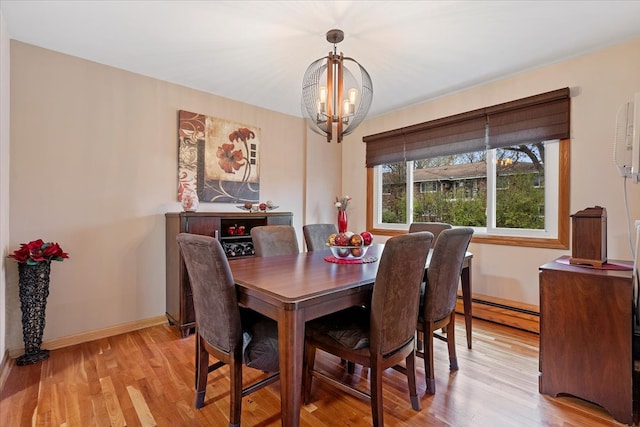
[[447, 312, 458, 371], [370, 358, 384, 427], [194, 335, 209, 409], [229, 354, 242, 427], [340, 358, 356, 373], [194, 330, 200, 389], [416, 331, 423, 351], [303, 341, 316, 404], [406, 350, 420, 411], [424, 322, 436, 394]]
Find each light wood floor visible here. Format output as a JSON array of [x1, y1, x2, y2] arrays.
[[1, 318, 636, 426]]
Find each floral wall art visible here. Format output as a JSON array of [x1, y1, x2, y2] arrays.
[[178, 110, 260, 203]]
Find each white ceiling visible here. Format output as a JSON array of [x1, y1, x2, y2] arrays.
[[2, 1, 640, 118]]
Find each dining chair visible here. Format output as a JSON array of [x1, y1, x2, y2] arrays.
[[409, 222, 452, 240], [304, 222, 361, 373], [303, 232, 434, 427], [409, 222, 453, 348], [302, 223, 337, 251], [250, 225, 299, 257], [176, 233, 280, 426], [416, 227, 473, 394]]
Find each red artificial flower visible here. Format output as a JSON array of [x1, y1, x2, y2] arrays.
[[43, 242, 68, 260], [9, 245, 30, 263], [8, 239, 69, 265]]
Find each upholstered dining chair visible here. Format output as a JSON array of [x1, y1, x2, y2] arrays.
[[302, 223, 337, 251], [409, 222, 452, 240], [416, 227, 473, 394], [303, 222, 358, 373], [250, 225, 299, 257], [176, 233, 280, 427], [303, 232, 434, 427], [409, 222, 453, 348]]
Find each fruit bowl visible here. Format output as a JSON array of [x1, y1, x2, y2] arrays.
[[328, 245, 370, 260]]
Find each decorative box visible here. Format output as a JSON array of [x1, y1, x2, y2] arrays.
[[569, 206, 607, 267]]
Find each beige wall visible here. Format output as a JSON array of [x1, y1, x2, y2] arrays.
[[342, 38, 640, 305], [1, 11, 10, 362], [6, 41, 340, 350], [5, 37, 640, 352]]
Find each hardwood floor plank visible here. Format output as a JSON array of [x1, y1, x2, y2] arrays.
[[0, 319, 636, 426], [126, 384, 157, 427], [99, 376, 126, 427]]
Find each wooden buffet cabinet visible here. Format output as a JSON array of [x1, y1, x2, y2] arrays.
[[165, 211, 293, 337], [539, 256, 636, 425]]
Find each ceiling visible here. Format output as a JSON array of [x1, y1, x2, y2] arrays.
[[2, 1, 640, 119]]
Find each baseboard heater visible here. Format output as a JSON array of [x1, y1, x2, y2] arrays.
[[456, 294, 540, 334]]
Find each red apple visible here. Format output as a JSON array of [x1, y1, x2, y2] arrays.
[[360, 231, 373, 246]]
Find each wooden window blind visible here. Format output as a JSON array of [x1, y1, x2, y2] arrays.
[[363, 88, 570, 167]]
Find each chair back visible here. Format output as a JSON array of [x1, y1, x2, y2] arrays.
[[251, 225, 300, 257], [176, 233, 242, 353], [409, 222, 452, 241], [303, 223, 337, 251], [423, 228, 474, 322], [369, 232, 434, 355]]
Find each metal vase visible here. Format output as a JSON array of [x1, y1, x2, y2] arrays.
[[17, 261, 51, 365]]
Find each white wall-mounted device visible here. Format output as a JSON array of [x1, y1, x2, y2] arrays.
[[614, 92, 640, 184]]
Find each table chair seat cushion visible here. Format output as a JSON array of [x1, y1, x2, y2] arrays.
[[242, 311, 280, 373], [307, 306, 370, 350]]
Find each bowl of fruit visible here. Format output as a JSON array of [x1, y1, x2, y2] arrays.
[[327, 231, 374, 260]]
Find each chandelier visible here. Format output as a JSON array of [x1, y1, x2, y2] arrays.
[[301, 29, 373, 143]]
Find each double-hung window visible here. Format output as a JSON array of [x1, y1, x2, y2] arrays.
[[364, 88, 571, 249]]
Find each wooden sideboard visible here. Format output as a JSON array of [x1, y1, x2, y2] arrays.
[[165, 211, 293, 337], [538, 256, 635, 425]]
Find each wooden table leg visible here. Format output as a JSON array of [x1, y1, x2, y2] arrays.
[[277, 308, 305, 427], [461, 264, 472, 349]]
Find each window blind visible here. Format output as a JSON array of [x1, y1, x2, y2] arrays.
[[486, 88, 570, 149], [363, 88, 570, 167]]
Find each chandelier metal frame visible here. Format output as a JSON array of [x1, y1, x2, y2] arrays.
[[302, 29, 373, 143]]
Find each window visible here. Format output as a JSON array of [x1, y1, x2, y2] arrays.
[[418, 181, 437, 193], [374, 139, 557, 229], [364, 89, 570, 248]]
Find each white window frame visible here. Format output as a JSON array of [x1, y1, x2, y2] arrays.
[[372, 140, 560, 239]]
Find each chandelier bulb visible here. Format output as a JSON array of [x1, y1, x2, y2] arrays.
[[348, 88, 357, 105]]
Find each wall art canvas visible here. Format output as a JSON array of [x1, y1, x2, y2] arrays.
[[178, 110, 260, 203]]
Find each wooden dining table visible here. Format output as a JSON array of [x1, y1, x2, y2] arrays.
[[229, 243, 473, 427]]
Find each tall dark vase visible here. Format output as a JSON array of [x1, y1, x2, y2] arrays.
[[17, 261, 51, 365]]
